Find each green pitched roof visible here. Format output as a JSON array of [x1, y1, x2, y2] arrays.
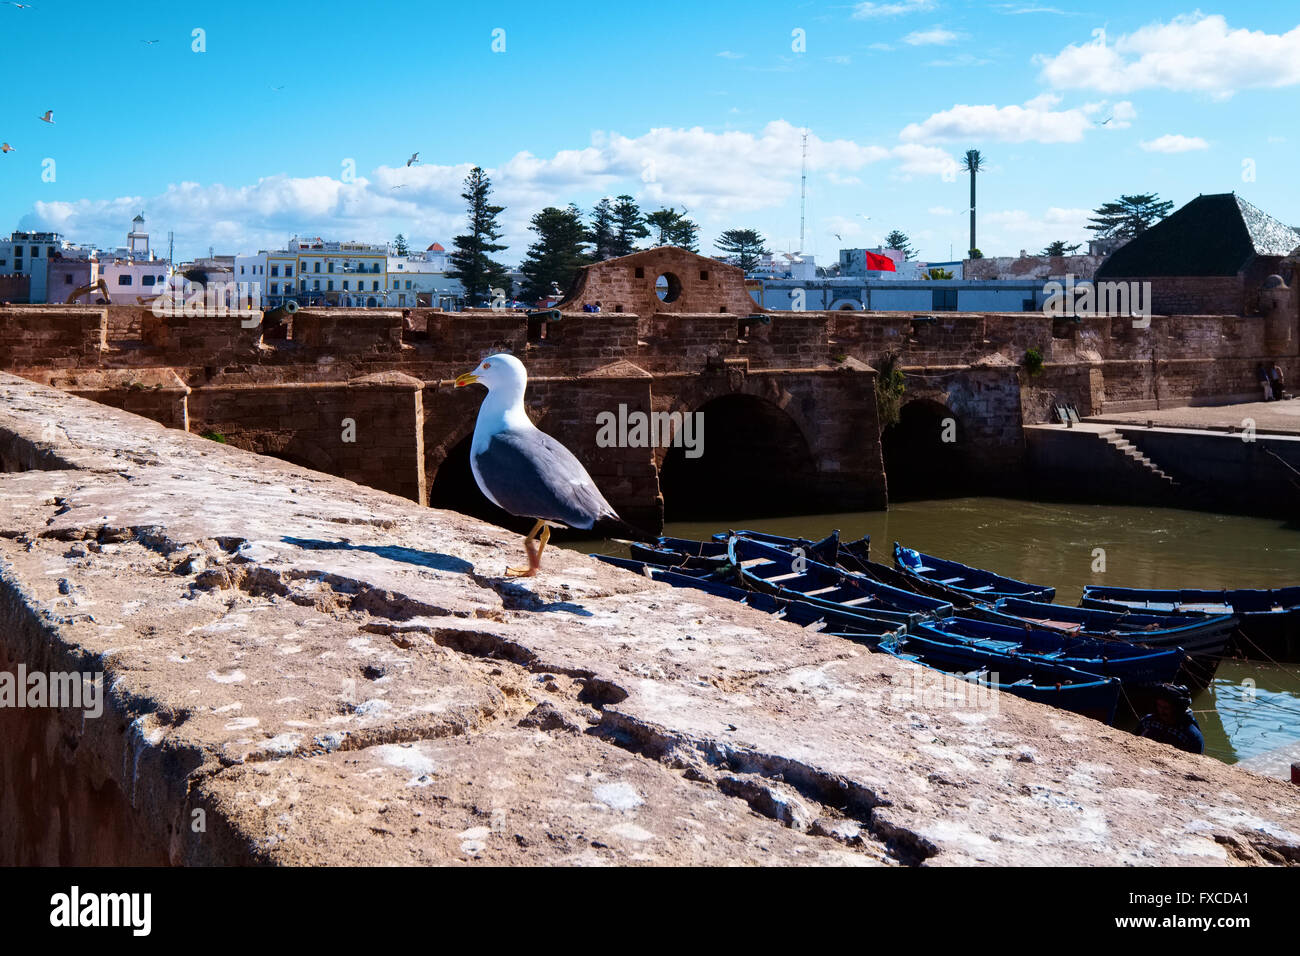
[[1096, 193, 1300, 278]]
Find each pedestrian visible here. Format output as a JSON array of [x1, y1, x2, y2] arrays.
[[1258, 363, 1273, 402], [1136, 684, 1204, 755], [1271, 363, 1286, 401]]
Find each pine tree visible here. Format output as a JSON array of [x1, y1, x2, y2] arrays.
[[1087, 194, 1174, 240], [610, 195, 648, 257], [645, 208, 699, 251], [393, 233, 410, 256], [447, 166, 509, 306], [588, 198, 617, 260], [1041, 240, 1082, 256], [518, 205, 592, 303], [714, 228, 769, 273], [885, 230, 915, 260]]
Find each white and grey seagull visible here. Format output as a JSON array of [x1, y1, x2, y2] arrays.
[[454, 353, 618, 577]]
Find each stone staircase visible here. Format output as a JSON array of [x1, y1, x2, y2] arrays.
[[1098, 429, 1178, 488]]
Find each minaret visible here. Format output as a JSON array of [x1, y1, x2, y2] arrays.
[[128, 212, 149, 258]]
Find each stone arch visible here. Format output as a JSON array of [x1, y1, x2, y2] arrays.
[[830, 298, 863, 311], [426, 430, 525, 531], [881, 396, 968, 500], [657, 386, 820, 520]]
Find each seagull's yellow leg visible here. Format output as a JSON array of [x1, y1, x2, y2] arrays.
[[507, 519, 545, 577], [533, 525, 552, 571]]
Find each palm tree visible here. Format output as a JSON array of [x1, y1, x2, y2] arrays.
[[962, 149, 985, 257]]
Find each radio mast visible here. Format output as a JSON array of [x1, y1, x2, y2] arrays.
[[799, 129, 808, 255]]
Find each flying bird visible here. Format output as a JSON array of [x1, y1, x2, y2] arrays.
[[38, 110, 53, 123], [1, 143, 14, 153], [834, 233, 841, 241], [6, 2, 34, 8], [455, 353, 618, 577], [406, 152, 419, 167], [390, 184, 406, 190], [141, 39, 159, 45]]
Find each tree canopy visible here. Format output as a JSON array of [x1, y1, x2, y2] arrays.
[[518, 205, 591, 303], [885, 230, 915, 260], [1041, 240, 1082, 256], [1087, 193, 1174, 240], [446, 166, 509, 305], [645, 207, 699, 251], [610, 195, 649, 257], [714, 228, 769, 273]]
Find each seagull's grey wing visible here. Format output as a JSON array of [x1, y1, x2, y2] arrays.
[[472, 428, 617, 529]]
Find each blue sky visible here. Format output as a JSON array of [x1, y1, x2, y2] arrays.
[[1, 0, 1297, 263]]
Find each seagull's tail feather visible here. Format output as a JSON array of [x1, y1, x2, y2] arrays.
[[592, 514, 657, 544]]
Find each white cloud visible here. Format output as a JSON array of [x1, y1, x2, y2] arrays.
[[1036, 14, 1300, 97], [982, 207, 1093, 253], [1139, 134, 1209, 153], [23, 122, 943, 259], [899, 93, 1117, 144], [928, 206, 955, 216], [716, 50, 743, 59], [851, 0, 936, 18], [927, 53, 992, 67], [905, 28, 961, 46]]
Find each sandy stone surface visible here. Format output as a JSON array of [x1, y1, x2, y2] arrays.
[[1, 373, 1298, 866], [1090, 398, 1300, 435]]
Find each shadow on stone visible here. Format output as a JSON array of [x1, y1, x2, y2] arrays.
[[282, 537, 474, 574]]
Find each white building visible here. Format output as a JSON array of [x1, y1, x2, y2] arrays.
[[0, 231, 72, 302], [235, 236, 390, 308], [386, 242, 464, 308]]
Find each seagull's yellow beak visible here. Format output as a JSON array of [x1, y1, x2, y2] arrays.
[[454, 371, 479, 388]]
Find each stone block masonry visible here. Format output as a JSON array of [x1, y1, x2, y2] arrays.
[[2, 373, 1297, 865], [0, 306, 105, 368]]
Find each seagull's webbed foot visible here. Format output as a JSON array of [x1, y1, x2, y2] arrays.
[[506, 520, 545, 577]]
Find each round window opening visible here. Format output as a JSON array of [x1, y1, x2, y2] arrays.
[[655, 272, 683, 304]]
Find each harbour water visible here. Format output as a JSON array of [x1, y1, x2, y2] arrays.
[[577, 497, 1300, 766]]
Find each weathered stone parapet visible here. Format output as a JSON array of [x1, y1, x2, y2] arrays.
[[0, 305, 105, 368], [1, 374, 1298, 865]]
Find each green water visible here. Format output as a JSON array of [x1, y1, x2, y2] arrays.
[[576, 497, 1300, 766]]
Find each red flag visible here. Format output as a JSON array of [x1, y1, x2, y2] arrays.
[[865, 252, 896, 272]]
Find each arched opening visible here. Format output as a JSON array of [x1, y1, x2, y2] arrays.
[[655, 273, 682, 303], [427, 434, 532, 532], [659, 394, 818, 520], [830, 298, 862, 311], [881, 399, 967, 500]]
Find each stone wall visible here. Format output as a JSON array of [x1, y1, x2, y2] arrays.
[[0, 306, 105, 368], [291, 309, 403, 354], [141, 310, 263, 360], [187, 372, 426, 503], [558, 246, 764, 317], [963, 253, 1104, 280]]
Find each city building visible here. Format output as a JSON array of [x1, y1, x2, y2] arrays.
[[0, 231, 67, 303], [386, 242, 465, 308], [750, 275, 1048, 312], [236, 237, 389, 308]]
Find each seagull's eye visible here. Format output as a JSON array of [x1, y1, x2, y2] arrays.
[[482, 362, 491, 369]]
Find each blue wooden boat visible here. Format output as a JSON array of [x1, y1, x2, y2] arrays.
[[728, 535, 953, 625], [972, 596, 1234, 689], [893, 543, 1056, 604], [912, 615, 1186, 685], [880, 632, 1121, 724], [1080, 585, 1300, 661], [711, 529, 843, 565], [591, 554, 903, 640]]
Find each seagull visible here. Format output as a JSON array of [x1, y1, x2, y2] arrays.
[[406, 152, 419, 167], [1100, 116, 1113, 126], [141, 39, 160, 45], [38, 110, 53, 124], [6, 2, 34, 8], [454, 353, 618, 577], [1, 143, 13, 153], [390, 184, 406, 190], [834, 233, 841, 241]]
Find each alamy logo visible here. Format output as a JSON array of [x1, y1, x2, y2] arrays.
[[150, 279, 260, 321], [0, 665, 104, 718], [1043, 275, 1152, 326], [595, 404, 704, 458], [49, 886, 151, 936]]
